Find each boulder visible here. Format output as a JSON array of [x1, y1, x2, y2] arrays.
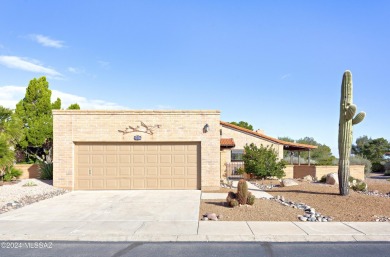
[[207, 213, 218, 221], [303, 175, 313, 182], [326, 173, 339, 185], [281, 179, 298, 187]]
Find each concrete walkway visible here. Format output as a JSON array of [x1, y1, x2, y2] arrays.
[[202, 180, 273, 200], [0, 220, 389, 242]]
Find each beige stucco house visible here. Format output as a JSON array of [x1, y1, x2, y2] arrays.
[[219, 121, 317, 178], [52, 110, 317, 191]]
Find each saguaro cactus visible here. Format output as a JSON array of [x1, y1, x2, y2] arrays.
[[338, 70, 366, 196]]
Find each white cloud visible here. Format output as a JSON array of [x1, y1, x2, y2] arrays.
[[98, 60, 110, 69], [0, 55, 62, 78], [67, 67, 84, 74], [280, 73, 291, 80], [0, 85, 128, 110], [30, 34, 65, 48], [51, 90, 128, 109], [0, 86, 26, 108], [156, 105, 173, 110]]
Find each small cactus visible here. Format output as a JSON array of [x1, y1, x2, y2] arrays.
[[226, 191, 237, 207], [229, 199, 239, 207], [247, 192, 256, 205], [338, 70, 366, 196], [237, 179, 248, 205]]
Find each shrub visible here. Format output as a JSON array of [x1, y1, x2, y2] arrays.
[[349, 176, 367, 192], [372, 162, 385, 173], [243, 143, 286, 179], [39, 162, 53, 180], [23, 181, 37, 187], [236, 167, 245, 175], [319, 175, 326, 183], [384, 162, 390, 175], [237, 179, 248, 205], [3, 166, 23, 182], [352, 182, 367, 192], [350, 155, 372, 175], [247, 192, 255, 205]]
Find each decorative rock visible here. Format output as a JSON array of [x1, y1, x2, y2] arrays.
[[207, 213, 218, 221], [326, 173, 339, 185], [202, 217, 209, 221], [270, 194, 331, 223], [373, 215, 390, 222], [281, 179, 298, 187], [303, 175, 313, 182]]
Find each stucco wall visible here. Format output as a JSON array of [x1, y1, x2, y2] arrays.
[[220, 125, 284, 160], [315, 165, 365, 181], [292, 165, 365, 181], [53, 110, 221, 190], [284, 165, 294, 178], [293, 165, 316, 179], [14, 164, 40, 179]]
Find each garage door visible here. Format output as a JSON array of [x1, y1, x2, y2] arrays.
[[75, 142, 200, 190]]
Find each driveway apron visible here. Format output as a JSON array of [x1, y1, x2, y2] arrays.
[[0, 190, 201, 240]]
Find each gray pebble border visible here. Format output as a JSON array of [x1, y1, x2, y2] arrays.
[[0, 190, 68, 214]]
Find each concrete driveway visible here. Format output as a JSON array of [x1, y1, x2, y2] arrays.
[[0, 190, 201, 241]]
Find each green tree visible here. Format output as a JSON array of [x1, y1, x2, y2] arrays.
[[352, 135, 370, 156], [230, 121, 253, 131], [0, 106, 23, 183], [278, 137, 295, 143], [242, 143, 286, 179], [296, 137, 335, 165], [359, 137, 389, 163], [67, 103, 80, 110], [15, 77, 60, 163], [51, 98, 61, 110], [352, 136, 390, 172]]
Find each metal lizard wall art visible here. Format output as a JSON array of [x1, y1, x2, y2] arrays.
[[118, 121, 161, 135]]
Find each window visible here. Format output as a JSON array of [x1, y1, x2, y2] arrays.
[[231, 149, 244, 162]]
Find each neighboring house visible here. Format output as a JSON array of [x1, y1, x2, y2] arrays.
[[52, 110, 316, 191], [219, 121, 317, 178]]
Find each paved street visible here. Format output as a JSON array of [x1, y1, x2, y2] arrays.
[[1, 242, 390, 257]]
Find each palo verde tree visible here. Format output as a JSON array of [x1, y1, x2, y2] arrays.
[[15, 77, 61, 163], [242, 143, 286, 179]]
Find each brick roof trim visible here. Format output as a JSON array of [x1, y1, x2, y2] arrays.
[[220, 121, 317, 150]]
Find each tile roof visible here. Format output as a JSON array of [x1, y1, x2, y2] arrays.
[[220, 121, 317, 150], [220, 138, 235, 147]]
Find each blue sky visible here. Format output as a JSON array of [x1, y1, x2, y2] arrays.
[[0, 1, 389, 156]]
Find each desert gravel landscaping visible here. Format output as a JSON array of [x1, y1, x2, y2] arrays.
[[200, 174, 390, 222], [0, 179, 68, 214]]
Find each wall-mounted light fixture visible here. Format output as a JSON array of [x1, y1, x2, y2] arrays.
[[203, 124, 210, 133]]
